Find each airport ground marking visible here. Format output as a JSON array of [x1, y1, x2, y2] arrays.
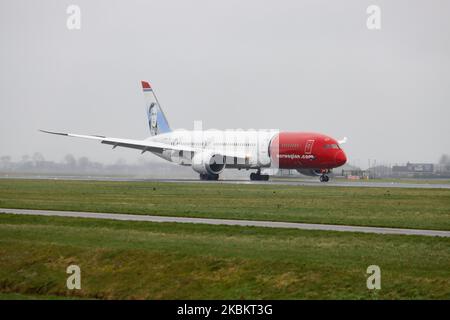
[[1, 208, 450, 238]]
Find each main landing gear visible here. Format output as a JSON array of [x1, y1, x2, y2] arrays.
[[250, 169, 269, 181], [199, 173, 219, 181], [319, 174, 330, 182]]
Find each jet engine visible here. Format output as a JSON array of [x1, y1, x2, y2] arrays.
[[191, 152, 226, 175]]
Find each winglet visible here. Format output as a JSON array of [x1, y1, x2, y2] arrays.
[[39, 129, 68, 136], [338, 137, 348, 145]]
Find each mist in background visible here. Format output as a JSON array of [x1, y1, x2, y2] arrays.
[[1, 0, 449, 169]]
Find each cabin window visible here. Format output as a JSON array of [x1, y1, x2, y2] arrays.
[[323, 144, 339, 149]]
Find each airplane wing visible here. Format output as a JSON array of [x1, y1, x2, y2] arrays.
[[39, 130, 197, 154], [39, 130, 250, 160]]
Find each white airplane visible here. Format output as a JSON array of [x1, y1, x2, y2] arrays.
[[41, 81, 347, 181]]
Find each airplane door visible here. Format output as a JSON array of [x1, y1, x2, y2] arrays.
[[304, 140, 314, 154]]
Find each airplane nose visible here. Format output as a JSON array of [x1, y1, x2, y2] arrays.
[[335, 150, 347, 166]]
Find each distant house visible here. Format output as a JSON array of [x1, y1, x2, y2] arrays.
[[392, 162, 434, 177]]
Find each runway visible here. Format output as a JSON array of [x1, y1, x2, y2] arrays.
[[2, 175, 450, 189], [1, 208, 449, 237]]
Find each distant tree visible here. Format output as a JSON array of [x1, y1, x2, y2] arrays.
[[78, 156, 90, 170], [0, 156, 12, 170], [115, 158, 127, 166], [64, 154, 77, 168], [32, 152, 45, 163], [20, 154, 33, 171], [439, 154, 450, 165], [0, 156, 11, 163]]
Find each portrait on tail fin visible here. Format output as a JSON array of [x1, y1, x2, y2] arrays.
[[148, 102, 159, 136], [141, 81, 171, 136]]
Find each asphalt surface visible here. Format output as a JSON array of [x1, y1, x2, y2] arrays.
[[1, 208, 449, 237], [2, 175, 450, 189]]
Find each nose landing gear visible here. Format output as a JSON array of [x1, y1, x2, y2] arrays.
[[250, 169, 270, 181], [319, 174, 329, 182]]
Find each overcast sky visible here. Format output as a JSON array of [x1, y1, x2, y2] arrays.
[[1, 0, 449, 168]]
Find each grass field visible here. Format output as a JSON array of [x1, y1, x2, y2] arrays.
[[0, 179, 449, 230], [0, 214, 449, 299], [0, 179, 449, 299], [271, 176, 450, 185]]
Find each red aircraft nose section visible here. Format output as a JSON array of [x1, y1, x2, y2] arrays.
[[335, 150, 347, 167]]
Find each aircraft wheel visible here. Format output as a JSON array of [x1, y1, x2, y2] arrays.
[[200, 173, 219, 181], [320, 175, 329, 182], [250, 172, 269, 181]]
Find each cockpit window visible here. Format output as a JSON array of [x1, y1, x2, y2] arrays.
[[323, 144, 339, 149]]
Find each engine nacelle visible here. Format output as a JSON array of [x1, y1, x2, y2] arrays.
[[192, 152, 226, 175], [297, 169, 326, 177]]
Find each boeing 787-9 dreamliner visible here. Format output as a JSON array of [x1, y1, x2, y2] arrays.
[[41, 81, 347, 182]]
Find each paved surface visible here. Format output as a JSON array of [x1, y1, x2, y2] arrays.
[[2, 175, 450, 189], [1, 208, 449, 237]]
